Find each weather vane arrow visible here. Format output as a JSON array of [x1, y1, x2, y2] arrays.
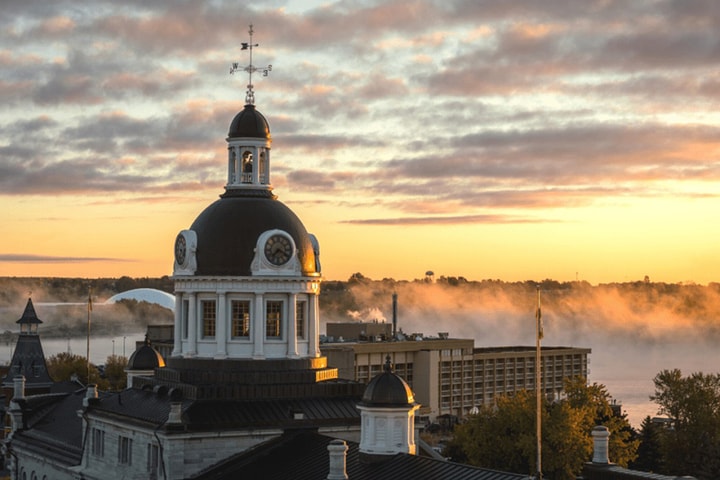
[[230, 24, 272, 105]]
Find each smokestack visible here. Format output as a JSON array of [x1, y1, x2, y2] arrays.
[[327, 439, 349, 480], [591, 425, 610, 464], [392, 292, 398, 339]]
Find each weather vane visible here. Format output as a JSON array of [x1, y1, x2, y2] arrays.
[[230, 24, 272, 105]]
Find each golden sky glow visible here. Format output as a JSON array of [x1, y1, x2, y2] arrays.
[[2, 1, 720, 284]]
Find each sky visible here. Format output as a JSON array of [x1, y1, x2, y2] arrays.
[[2, 0, 720, 284]]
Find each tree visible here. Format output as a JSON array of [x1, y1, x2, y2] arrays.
[[103, 354, 128, 391], [445, 378, 638, 480], [630, 416, 664, 473], [46, 352, 103, 386], [651, 369, 720, 479]]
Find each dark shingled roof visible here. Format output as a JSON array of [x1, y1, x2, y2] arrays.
[[90, 388, 361, 431], [189, 195, 318, 276], [16, 298, 42, 325], [359, 356, 415, 408], [11, 388, 110, 467], [127, 337, 165, 370], [190, 430, 531, 480], [1, 299, 53, 389], [583, 462, 697, 480], [228, 104, 271, 139]]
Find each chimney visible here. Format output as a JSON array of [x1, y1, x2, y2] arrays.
[[591, 425, 610, 464], [167, 401, 183, 425], [9, 375, 27, 432], [327, 439, 348, 480], [392, 292, 398, 339], [83, 384, 98, 407], [13, 375, 25, 400]]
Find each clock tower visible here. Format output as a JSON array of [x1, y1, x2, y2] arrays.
[[170, 27, 322, 362]]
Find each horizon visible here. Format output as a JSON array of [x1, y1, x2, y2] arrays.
[[2, 2, 720, 285]]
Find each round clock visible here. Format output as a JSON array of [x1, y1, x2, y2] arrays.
[[264, 234, 292, 265], [175, 233, 187, 266]]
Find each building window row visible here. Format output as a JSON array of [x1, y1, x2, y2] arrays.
[[183, 297, 309, 340]]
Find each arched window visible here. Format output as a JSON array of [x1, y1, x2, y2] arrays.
[[242, 150, 253, 182]]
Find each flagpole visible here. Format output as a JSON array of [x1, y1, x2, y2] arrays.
[[87, 287, 92, 384], [535, 286, 543, 480]]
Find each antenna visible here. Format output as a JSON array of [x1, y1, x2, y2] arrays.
[[230, 24, 272, 105]]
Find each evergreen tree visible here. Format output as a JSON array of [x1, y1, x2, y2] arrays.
[[651, 369, 720, 479], [630, 416, 664, 472]]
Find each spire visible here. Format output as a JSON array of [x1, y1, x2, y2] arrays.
[[17, 298, 42, 334], [230, 24, 272, 106]]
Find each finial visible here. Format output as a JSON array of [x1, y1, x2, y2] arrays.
[[230, 24, 273, 105], [384, 355, 393, 373]]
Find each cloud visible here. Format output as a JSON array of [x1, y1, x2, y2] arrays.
[[2, 0, 720, 220], [0, 254, 132, 263]]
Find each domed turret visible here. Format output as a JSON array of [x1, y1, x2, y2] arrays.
[[357, 356, 420, 460], [360, 356, 415, 408], [228, 104, 270, 139], [126, 336, 165, 388], [127, 336, 165, 371], [170, 26, 322, 362]]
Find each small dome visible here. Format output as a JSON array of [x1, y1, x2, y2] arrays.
[[127, 337, 165, 370], [228, 104, 271, 139], [360, 356, 415, 407]]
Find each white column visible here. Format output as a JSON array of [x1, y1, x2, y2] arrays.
[[172, 292, 182, 356], [234, 146, 241, 184], [216, 291, 227, 358], [308, 291, 319, 357], [253, 293, 264, 359], [187, 292, 197, 357], [227, 148, 233, 185], [288, 293, 298, 358], [252, 147, 260, 184]]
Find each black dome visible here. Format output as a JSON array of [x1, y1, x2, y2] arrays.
[[228, 104, 271, 139], [360, 357, 415, 408], [127, 339, 165, 370], [189, 195, 318, 276]]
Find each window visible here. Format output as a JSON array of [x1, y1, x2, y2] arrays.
[[91, 428, 105, 457], [147, 443, 160, 475], [202, 300, 216, 338], [266, 301, 283, 338], [296, 300, 306, 338], [231, 300, 250, 338], [118, 436, 132, 465]]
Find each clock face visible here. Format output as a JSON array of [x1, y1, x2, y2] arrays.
[[264, 234, 292, 266], [175, 233, 187, 266]]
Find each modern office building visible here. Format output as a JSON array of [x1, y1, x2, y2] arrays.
[[322, 323, 590, 422]]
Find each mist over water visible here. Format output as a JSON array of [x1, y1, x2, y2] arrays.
[[324, 280, 720, 427], [2, 278, 718, 427]]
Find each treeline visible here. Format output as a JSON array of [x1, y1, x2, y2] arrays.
[[0, 276, 174, 306]]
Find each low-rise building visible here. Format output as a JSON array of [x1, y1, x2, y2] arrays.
[[321, 324, 590, 422]]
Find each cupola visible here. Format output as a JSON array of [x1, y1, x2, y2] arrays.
[[126, 336, 165, 387], [357, 356, 419, 461]]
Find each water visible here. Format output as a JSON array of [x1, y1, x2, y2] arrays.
[[0, 333, 146, 366]]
